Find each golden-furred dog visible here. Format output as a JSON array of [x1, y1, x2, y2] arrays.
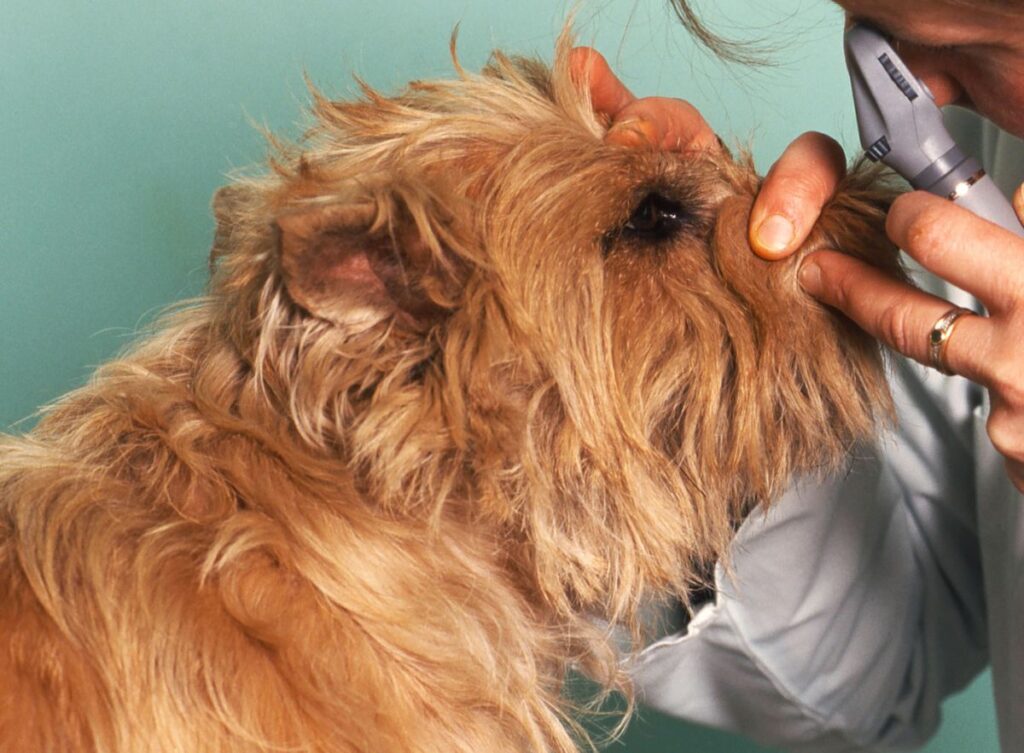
[[0, 33, 900, 753]]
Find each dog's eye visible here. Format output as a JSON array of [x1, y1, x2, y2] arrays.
[[622, 193, 690, 242]]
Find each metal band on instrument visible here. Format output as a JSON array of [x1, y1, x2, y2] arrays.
[[947, 168, 987, 202]]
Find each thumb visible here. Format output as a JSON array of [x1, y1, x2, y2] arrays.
[[569, 47, 635, 117]]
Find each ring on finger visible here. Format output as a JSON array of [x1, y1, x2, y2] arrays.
[[928, 306, 975, 376]]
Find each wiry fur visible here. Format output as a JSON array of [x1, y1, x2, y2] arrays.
[[0, 31, 901, 753]]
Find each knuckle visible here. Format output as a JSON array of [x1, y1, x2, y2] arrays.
[[803, 170, 841, 208], [876, 301, 918, 355]]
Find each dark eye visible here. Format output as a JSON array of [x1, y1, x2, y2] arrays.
[[622, 193, 689, 242]]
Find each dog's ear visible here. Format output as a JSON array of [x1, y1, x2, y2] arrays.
[[210, 183, 264, 271], [275, 195, 460, 329]]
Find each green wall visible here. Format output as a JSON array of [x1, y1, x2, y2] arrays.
[[0, 0, 998, 750]]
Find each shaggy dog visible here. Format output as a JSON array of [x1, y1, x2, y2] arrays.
[[0, 34, 900, 753]]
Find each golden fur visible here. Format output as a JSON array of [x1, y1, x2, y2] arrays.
[[0, 32, 901, 753]]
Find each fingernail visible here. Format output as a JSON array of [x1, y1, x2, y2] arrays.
[[754, 214, 795, 255], [798, 260, 823, 295], [606, 119, 658, 148]]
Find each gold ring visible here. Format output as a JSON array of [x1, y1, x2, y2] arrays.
[[928, 306, 974, 375]]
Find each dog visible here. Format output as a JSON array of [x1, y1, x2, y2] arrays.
[[0, 31, 901, 753]]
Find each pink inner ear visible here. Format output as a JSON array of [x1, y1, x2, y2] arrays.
[[277, 202, 399, 322], [276, 200, 444, 326], [323, 245, 387, 291]]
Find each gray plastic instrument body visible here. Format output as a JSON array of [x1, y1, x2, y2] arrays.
[[845, 23, 1024, 238]]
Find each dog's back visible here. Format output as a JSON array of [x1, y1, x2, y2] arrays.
[[0, 312, 583, 752]]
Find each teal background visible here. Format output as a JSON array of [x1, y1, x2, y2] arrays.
[[0, 0, 997, 750]]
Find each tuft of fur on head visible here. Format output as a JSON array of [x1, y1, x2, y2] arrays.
[[0, 28, 901, 753]]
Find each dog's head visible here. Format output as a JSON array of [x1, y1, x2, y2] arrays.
[[208, 35, 900, 624]]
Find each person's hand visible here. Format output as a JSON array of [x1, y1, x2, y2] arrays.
[[690, 123, 1024, 492], [570, 47, 719, 153], [750, 127, 1024, 494], [574, 49, 1024, 491], [798, 186, 1024, 492], [746, 131, 850, 258]]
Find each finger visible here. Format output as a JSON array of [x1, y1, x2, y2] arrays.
[[989, 394, 1024, 492], [605, 96, 718, 152], [569, 47, 635, 117], [749, 132, 848, 260], [988, 396, 1024, 468], [1015, 182, 1024, 221], [1005, 459, 1024, 494], [568, 47, 718, 153], [886, 42, 965, 108], [798, 249, 992, 381], [886, 191, 1024, 315]]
